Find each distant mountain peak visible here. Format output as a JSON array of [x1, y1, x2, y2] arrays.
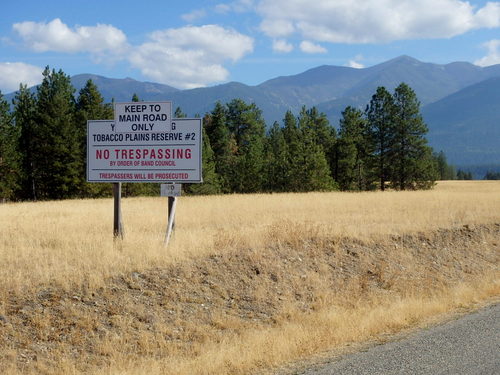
[[382, 55, 423, 66], [395, 55, 419, 61]]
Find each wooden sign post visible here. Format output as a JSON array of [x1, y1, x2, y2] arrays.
[[113, 182, 124, 239], [164, 196, 177, 246], [161, 183, 181, 246]]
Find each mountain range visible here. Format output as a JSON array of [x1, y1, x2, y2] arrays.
[[6, 55, 500, 167]]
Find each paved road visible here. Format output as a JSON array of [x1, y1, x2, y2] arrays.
[[300, 303, 499, 375]]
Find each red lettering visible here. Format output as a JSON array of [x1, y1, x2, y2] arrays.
[[96, 149, 110, 159]]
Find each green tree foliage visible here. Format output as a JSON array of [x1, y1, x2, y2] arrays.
[[204, 102, 235, 193], [264, 121, 290, 192], [281, 110, 304, 191], [336, 106, 370, 191], [366, 86, 396, 191], [31, 67, 80, 200], [268, 110, 336, 192], [226, 99, 266, 193], [434, 151, 456, 180], [405, 146, 438, 189], [299, 106, 337, 172], [185, 123, 221, 195], [296, 108, 337, 191], [0, 91, 20, 200], [456, 169, 473, 180], [75, 79, 113, 197], [12, 84, 37, 200], [484, 171, 500, 180], [174, 106, 186, 118], [391, 83, 437, 190]]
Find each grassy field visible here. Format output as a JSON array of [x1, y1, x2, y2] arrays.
[[0, 181, 499, 374]]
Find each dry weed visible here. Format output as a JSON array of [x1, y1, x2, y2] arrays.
[[0, 181, 499, 374]]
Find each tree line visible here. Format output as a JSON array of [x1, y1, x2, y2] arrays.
[[0, 67, 451, 201]]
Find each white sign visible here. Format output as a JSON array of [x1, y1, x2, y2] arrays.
[[161, 183, 182, 197], [87, 118, 202, 183], [114, 101, 172, 133]]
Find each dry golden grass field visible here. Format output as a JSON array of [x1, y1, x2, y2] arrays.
[[0, 181, 499, 374]]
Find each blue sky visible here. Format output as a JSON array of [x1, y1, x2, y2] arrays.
[[1, 0, 500, 93]]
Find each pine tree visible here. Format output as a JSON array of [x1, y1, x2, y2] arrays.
[[75, 79, 113, 197], [366, 86, 396, 191], [265, 121, 290, 192], [185, 122, 221, 195], [409, 146, 439, 189], [13, 84, 37, 200], [299, 106, 337, 176], [457, 169, 473, 180], [0, 91, 20, 200], [434, 151, 456, 180], [205, 102, 235, 193], [286, 109, 336, 192], [301, 126, 337, 191], [391, 83, 437, 190], [226, 99, 266, 193], [174, 106, 186, 118], [282, 110, 303, 191], [484, 171, 500, 180], [336, 106, 369, 190], [32, 67, 80, 200]]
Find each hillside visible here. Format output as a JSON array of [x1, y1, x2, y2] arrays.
[[317, 56, 500, 124], [423, 77, 500, 166], [15, 56, 497, 125], [70, 74, 179, 101], [4, 55, 500, 166]]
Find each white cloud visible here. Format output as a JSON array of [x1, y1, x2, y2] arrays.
[[273, 39, 293, 53], [215, 0, 255, 13], [10, 19, 255, 88], [299, 40, 327, 53], [257, 0, 500, 43], [182, 9, 207, 22], [475, 39, 500, 66], [347, 60, 364, 69], [0, 62, 43, 93], [260, 18, 295, 37], [128, 25, 254, 88], [215, 4, 231, 13], [13, 18, 128, 54], [346, 54, 365, 69], [474, 2, 500, 28]]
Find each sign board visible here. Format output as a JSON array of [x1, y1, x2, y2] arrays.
[[161, 183, 182, 197], [87, 118, 202, 183], [114, 101, 172, 133]]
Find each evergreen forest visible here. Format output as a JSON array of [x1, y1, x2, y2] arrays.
[[0, 67, 453, 201]]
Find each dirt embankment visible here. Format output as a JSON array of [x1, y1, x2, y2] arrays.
[[0, 224, 499, 374]]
